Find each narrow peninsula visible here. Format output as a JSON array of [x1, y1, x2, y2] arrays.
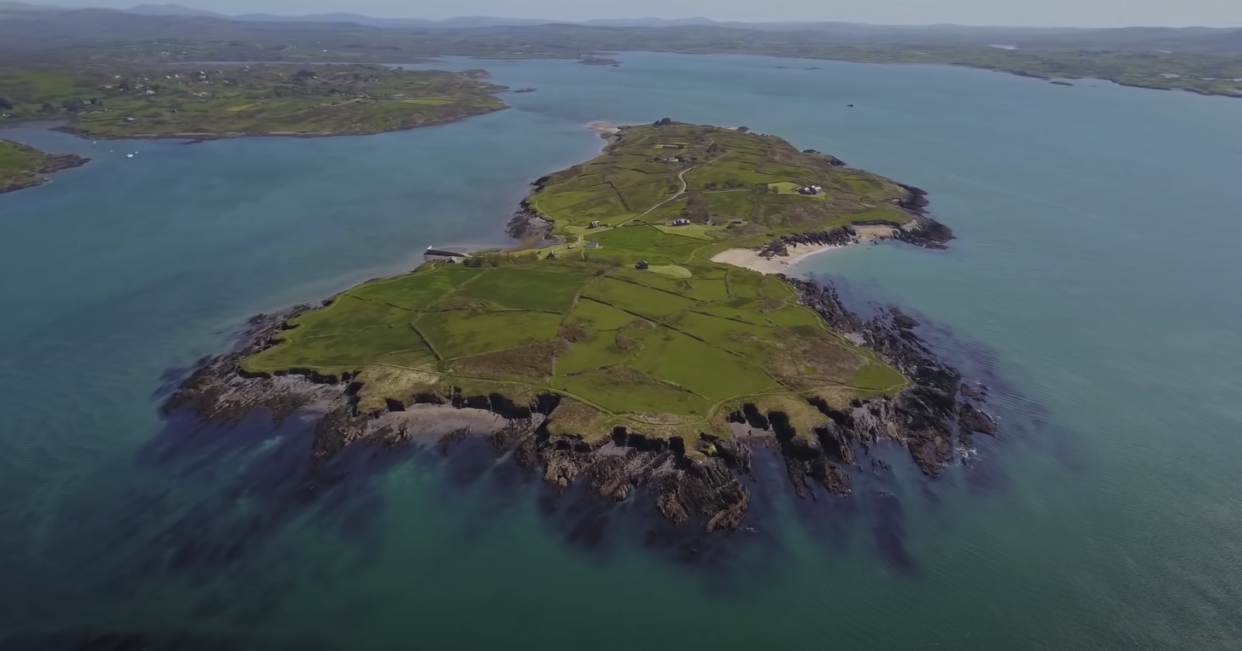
[[0, 64, 507, 140], [168, 121, 994, 532], [0, 138, 87, 194]]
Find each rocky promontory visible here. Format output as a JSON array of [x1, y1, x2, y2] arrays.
[[751, 186, 955, 262], [0, 151, 90, 195]]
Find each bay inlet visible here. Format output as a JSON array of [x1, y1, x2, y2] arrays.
[[2, 53, 1241, 650]]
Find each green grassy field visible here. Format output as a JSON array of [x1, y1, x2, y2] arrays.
[[0, 139, 48, 191], [0, 65, 506, 138], [241, 123, 917, 442], [526, 123, 911, 252]]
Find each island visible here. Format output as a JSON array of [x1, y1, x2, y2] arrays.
[[578, 55, 622, 67], [168, 121, 994, 532], [0, 64, 507, 140], [0, 138, 88, 194]]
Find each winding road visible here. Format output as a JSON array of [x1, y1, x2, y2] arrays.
[[634, 136, 719, 220]]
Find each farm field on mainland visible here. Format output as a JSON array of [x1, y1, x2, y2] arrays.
[[0, 64, 506, 138]]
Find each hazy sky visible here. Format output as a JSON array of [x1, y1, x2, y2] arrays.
[[30, 0, 1242, 27]]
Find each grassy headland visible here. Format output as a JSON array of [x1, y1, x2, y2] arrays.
[[0, 64, 506, 139], [240, 122, 919, 443], [0, 138, 87, 193]]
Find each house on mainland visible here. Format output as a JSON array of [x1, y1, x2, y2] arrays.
[[635, 260, 649, 270], [585, 242, 600, 249]]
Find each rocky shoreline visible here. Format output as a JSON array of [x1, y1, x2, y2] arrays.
[[755, 212, 953, 260], [165, 261, 995, 534], [0, 152, 90, 195], [717, 184, 954, 273], [506, 173, 556, 242]]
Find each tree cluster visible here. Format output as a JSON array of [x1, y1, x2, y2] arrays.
[[683, 192, 711, 222]]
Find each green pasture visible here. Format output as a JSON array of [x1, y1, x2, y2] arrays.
[[417, 310, 562, 360], [0, 64, 504, 138]]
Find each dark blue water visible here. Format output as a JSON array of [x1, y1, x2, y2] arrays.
[[2, 53, 1241, 650]]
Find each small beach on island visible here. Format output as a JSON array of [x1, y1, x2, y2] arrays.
[[710, 224, 897, 274]]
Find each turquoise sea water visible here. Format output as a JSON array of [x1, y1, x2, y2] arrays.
[[2, 53, 1241, 649]]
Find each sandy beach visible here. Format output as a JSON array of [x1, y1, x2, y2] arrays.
[[711, 224, 898, 274], [710, 243, 845, 274], [588, 120, 622, 136]]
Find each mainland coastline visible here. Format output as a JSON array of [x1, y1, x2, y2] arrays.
[[165, 120, 997, 533], [0, 64, 510, 194]]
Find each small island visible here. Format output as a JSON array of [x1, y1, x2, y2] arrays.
[[169, 121, 993, 532], [0, 64, 507, 140], [578, 55, 622, 67], [0, 138, 88, 194]]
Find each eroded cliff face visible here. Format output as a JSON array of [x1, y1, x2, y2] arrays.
[[165, 270, 995, 533]]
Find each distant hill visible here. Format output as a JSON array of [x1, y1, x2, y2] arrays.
[[0, 4, 1238, 56], [0, 1, 65, 19], [126, 3, 228, 18], [581, 17, 720, 28], [0, 7, 379, 39], [232, 13, 555, 28]]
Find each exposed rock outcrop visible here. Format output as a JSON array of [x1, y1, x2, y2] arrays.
[[893, 184, 955, 249], [506, 203, 553, 242], [785, 277, 995, 478], [751, 185, 953, 261], [757, 225, 861, 258]]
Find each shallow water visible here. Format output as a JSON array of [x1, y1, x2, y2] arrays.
[[2, 53, 1241, 649]]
